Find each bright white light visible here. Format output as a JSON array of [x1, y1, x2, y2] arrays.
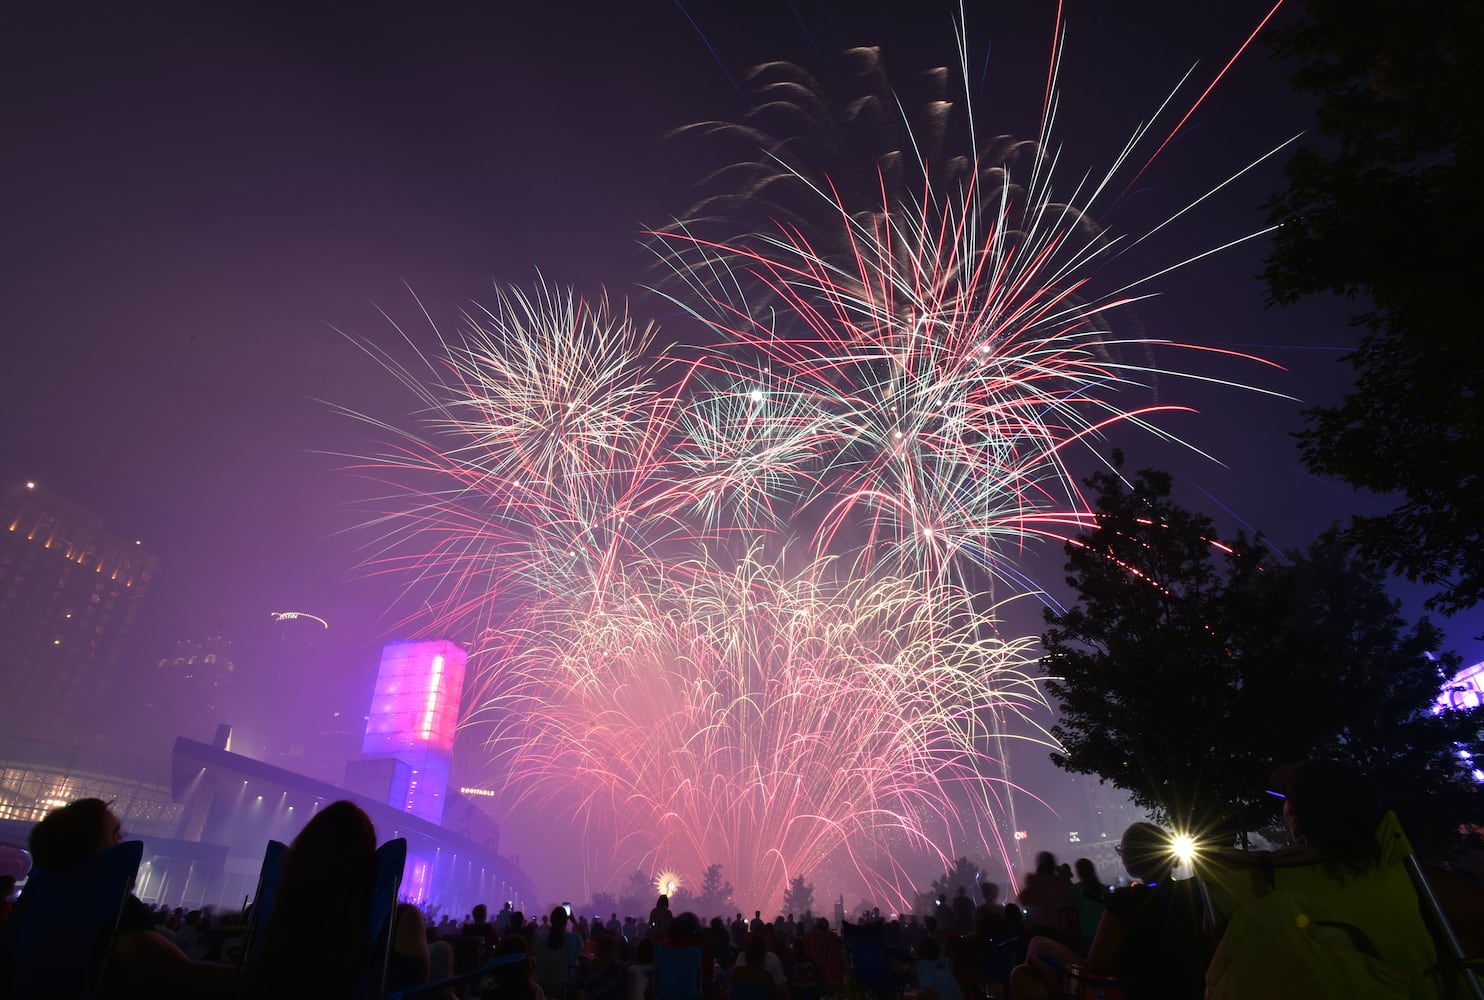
[[421, 654, 446, 739], [749, 389, 764, 402], [1171, 833, 1197, 866]]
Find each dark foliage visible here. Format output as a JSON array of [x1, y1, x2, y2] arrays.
[[1263, 0, 1484, 618], [1043, 457, 1479, 857], [782, 873, 816, 917], [618, 869, 654, 921], [694, 864, 735, 912]]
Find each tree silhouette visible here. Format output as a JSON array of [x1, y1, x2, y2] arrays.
[[1043, 457, 1480, 856], [618, 869, 655, 920], [1264, 0, 1484, 619], [915, 856, 987, 916], [694, 863, 735, 913], [782, 873, 816, 917], [588, 891, 619, 921]]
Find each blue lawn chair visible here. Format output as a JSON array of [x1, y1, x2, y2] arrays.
[[384, 950, 529, 1000], [238, 839, 289, 995], [0, 839, 145, 999], [369, 838, 408, 997], [841, 921, 897, 999]]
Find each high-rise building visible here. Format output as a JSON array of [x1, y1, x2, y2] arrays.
[[135, 629, 239, 738], [0, 480, 157, 744]]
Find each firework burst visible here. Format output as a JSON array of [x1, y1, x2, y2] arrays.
[[341, 10, 1288, 910], [465, 548, 1049, 908], [653, 34, 1289, 596]]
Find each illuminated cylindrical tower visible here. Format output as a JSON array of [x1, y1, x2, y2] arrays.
[[355, 638, 468, 823]]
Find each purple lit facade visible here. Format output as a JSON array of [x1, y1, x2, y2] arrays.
[[357, 639, 467, 824], [1438, 660, 1484, 782], [1440, 660, 1484, 713]]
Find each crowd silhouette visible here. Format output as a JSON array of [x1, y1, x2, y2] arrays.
[[1, 759, 1480, 999]]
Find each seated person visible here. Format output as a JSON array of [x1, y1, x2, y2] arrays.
[[913, 935, 963, 1000], [729, 934, 785, 1000], [388, 901, 433, 993], [257, 799, 380, 998], [627, 938, 655, 1000], [576, 931, 628, 1000], [18, 798, 236, 998], [465, 902, 499, 950], [1069, 859, 1107, 954], [787, 937, 820, 1000], [972, 883, 1005, 940], [1202, 759, 1450, 999], [532, 906, 583, 1000], [492, 934, 549, 1000], [1009, 822, 1207, 999], [1017, 852, 1072, 944], [654, 911, 707, 1000]]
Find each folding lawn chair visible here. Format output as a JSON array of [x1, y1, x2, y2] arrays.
[[0, 839, 145, 999]]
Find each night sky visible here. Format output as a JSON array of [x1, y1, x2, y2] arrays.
[[5, 0, 1479, 903]]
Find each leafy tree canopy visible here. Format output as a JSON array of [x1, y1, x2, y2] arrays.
[[694, 864, 735, 912], [931, 857, 987, 899], [1264, 0, 1484, 617], [618, 869, 655, 920], [1043, 457, 1479, 857], [913, 856, 988, 915], [782, 873, 816, 917]]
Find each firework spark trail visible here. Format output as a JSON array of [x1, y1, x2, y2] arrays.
[[343, 288, 731, 610], [652, 150, 1280, 594], [340, 287, 1065, 905], [339, 10, 1290, 910], [465, 551, 1052, 906]]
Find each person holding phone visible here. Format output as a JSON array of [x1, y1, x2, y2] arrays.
[[534, 906, 583, 1000]]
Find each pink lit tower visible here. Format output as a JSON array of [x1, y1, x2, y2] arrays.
[[345, 639, 467, 824]]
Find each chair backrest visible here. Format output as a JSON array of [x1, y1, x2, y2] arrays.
[[0, 840, 145, 999], [369, 838, 408, 996], [238, 839, 288, 994], [384, 949, 530, 1000], [840, 921, 893, 998], [1198, 811, 1482, 1000], [240, 830, 289, 967], [652, 941, 703, 1000], [1404, 855, 1484, 1000], [984, 936, 1022, 988]]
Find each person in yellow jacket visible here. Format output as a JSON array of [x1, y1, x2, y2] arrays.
[[1200, 760, 1449, 1000]]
